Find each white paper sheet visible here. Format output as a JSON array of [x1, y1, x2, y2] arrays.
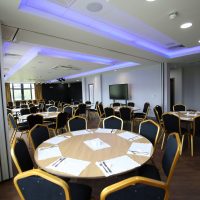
[[118, 132, 143, 141], [96, 155, 140, 177], [38, 146, 62, 160], [185, 113, 197, 117], [180, 117, 191, 121], [44, 135, 71, 145], [70, 129, 92, 136], [127, 143, 152, 157], [94, 128, 114, 134], [47, 157, 90, 176], [84, 138, 111, 151]]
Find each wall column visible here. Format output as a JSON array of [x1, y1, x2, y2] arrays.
[[0, 24, 13, 181]]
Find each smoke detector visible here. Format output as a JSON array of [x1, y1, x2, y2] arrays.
[[169, 11, 178, 20]]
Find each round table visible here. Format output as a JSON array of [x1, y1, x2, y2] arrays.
[[34, 129, 153, 179]]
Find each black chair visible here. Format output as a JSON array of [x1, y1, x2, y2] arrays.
[[100, 133, 181, 200], [63, 106, 73, 119], [28, 103, 35, 108], [15, 101, 21, 108], [78, 103, 87, 117], [173, 104, 186, 112], [14, 169, 92, 200], [73, 101, 79, 105], [113, 102, 121, 107], [68, 116, 87, 132], [49, 100, 55, 105], [127, 102, 135, 107], [11, 138, 34, 173], [162, 113, 187, 153], [21, 104, 29, 109], [29, 124, 50, 151], [27, 114, 43, 130], [119, 107, 133, 131], [134, 102, 150, 120], [49, 112, 68, 135], [8, 113, 29, 144], [153, 105, 163, 124], [30, 106, 38, 114], [85, 101, 91, 105], [103, 115, 123, 130], [190, 115, 200, 156], [7, 101, 14, 109], [88, 101, 99, 119], [20, 108, 30, 116], [139, 120, 160, 154], [97, 103, 105, 127], [47, 106, 58, 112], [104, 107, 115, 117]]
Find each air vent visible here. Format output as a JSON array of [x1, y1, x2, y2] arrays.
[[52, 65, 80, 70], [167, 44, 185, 50], [48, 0, 76, 8], [4, 53, 22, 57]]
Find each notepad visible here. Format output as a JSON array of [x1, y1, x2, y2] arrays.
[[127, 143, 152, 157], [94, 128, 114, 134], [47, 157, 90, 176], [84, 138, 111, 151], [38, 146, 62, 160], [44, 135, 71, 145], [70, 130, 91, 136], [96, 155, 140, 177], [118, 132, 143, 141]]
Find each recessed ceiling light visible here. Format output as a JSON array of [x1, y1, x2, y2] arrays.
[[198, 40, 200, 43], [180, 22, 192, 29], [76, 80, 79, 82], [87, 2, 103, 12], [146, 0, 156, 2]]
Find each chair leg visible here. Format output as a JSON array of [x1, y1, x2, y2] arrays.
[[180, 135, 185, 155], [98, 119, 102, 128], [10, 129, 17, 145], [161, 132, 166, 150], [191, 134, 193, 157]]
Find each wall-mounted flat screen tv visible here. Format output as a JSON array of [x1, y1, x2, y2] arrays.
[[109, 84, 128, 100]]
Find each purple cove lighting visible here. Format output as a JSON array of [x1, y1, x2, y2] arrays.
[[47, 62, 139, 82], [5, 47, 40, 80], [19, 0, 200, 58], [2, 42, 12, 53], [40, 48, 116, 65]]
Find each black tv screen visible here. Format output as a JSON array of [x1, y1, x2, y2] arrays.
[[109, 84, 128, 100]]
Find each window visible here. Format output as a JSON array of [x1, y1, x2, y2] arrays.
[[10, 83, 35, 101]]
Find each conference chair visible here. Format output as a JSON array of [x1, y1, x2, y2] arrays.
[[21, 104, 29, 109], [139, 120, 160, 154], [47, 106, 58, 112], [127, 102, 135, 107], [100, 133, 181, 200], [113, 102, 121, 107], [48, 112, 68, 135], [63, 106, 73, 119], [104, 107, 115, 117], [20, 108, 30, 116], [29, 124, 50, 151], [162, 113, 187, 154], [68, 116, 87, 132], [8, 113, 29, 144], [97, 103, 105, 127], [119, 107, 133, 131], [190, 115, 200, 156], [134, 102, 150, 120], [27, 114, 43, 130], [11, 138, 34, 173], [103, 115, 123, 130], [14, 169, 92, 200], [173, 104, 186, 112]]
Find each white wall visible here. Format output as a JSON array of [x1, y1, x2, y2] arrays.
[[84, 64, 162, 117], [85, 74, 102, 108], [182, 64, 200, 110]]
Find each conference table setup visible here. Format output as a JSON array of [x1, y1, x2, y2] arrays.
[[18, 111, 60, 121], [34, 128, 153, 179], [174, 111, 200, 122], [113, 106, 140, 113]]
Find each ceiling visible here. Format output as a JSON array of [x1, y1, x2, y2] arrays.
[[0, 0, 200, 83]]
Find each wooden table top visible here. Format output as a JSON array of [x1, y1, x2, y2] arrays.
[[34, 129, 153, 179]]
